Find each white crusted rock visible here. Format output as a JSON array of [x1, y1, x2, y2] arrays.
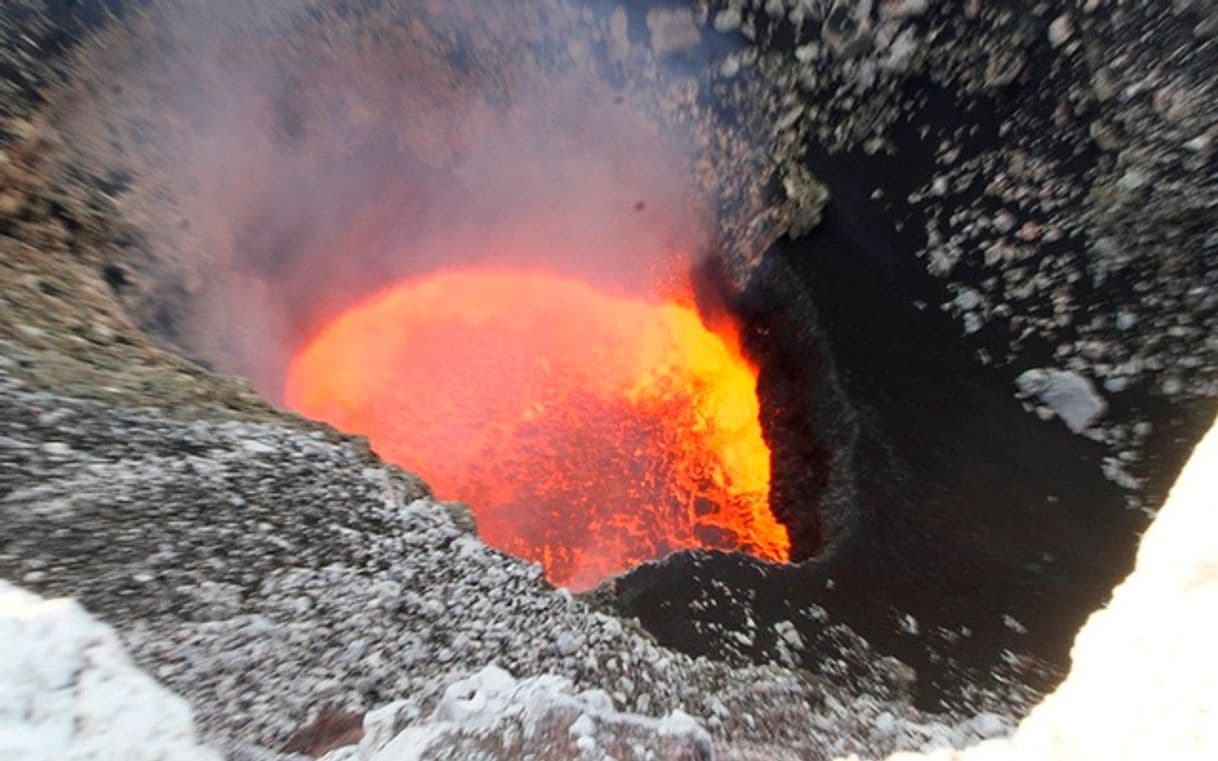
[[0, 581, 220, 761], [1015, 369, 1107, 433]]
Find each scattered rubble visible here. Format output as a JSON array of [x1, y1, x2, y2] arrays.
[[0, 374, 1018, 759], [318, 665, 713, 761], [691, 0, 1216, 495]]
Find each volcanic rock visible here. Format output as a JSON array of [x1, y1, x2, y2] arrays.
[[878, 26, 921, 73], [780, 162, 831, 239], [983, 50, 1025, 89], [822, 0, 875, 59], [1046, 15, 1073, 48], [0, 372, 1011, 759], [2, 1, 1217, 759], [1015, 369, 1107, 434], [881, 0, 928, 20], [0, 580, 219, 761], [317, 665, 714, 761], [713, 8, 743, 34], [1195, 3, 1218, 38], [646, 7, 702, 57]]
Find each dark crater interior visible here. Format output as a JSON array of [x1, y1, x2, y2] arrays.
[[12, 0, 1216, 724], [611, 76, 1215, 709]]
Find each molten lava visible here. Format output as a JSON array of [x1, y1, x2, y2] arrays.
[[285, 268, 790, 589]]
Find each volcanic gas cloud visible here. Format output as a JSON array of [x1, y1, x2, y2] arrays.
[[286, 267, 791, 590], [53, 0, 792, 590]]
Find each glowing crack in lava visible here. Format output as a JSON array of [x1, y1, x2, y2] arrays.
[[285, 268, 790, 590]]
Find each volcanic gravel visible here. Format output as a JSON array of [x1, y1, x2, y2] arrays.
[[0, 373, 1012, 759], [699, 0, 1218, 504]]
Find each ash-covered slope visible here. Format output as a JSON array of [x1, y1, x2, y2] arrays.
[[0, 374, 1013, 759], [2, 0, 1217, 759]]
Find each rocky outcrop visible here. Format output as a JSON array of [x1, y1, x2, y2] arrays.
[[1014, 368, 1107, 434], [0, 369, 1019, 761], [319, 665, 713, 760], [0, 580, 219, 761]]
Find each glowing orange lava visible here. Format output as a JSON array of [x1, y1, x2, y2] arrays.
[[285, 268, 790, 590]]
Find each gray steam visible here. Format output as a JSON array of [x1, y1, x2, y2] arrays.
[[53, 0, 719, 397]]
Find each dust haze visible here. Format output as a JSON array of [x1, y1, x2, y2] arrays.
[[52, 0, 718, 396]]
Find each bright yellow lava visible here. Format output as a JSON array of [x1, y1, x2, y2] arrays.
[[285, 268, 789, 590]]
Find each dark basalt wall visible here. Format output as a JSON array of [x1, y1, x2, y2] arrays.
[[609, 77, 1217, 711]]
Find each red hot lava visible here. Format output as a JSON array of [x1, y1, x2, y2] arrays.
[[285, 267, 790, 590]]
